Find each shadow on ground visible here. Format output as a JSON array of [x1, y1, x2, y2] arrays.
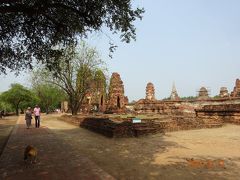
[[43, 117, 240, 180], [0, 116, 18, 156]]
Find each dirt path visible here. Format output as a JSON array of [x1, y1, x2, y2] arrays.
[[43, 115, 240, 180], [0, 115, 114, 180]]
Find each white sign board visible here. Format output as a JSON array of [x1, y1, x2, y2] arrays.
[[132, 118, 141, 123]]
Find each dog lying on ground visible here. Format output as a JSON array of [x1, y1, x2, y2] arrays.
[[24, 145, 38, 164]]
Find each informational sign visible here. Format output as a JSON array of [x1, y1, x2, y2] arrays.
[[132, 118, 141, 123]]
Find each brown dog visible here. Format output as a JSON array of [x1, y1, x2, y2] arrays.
[[24, 145, 37, 164]]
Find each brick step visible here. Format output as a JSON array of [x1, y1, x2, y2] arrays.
[[205, 123, 223, 128], [134, 127, 157, 137]]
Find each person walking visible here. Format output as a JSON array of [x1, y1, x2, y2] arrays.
[[25, 107, 32, 129], [34, 105, 41, 128]]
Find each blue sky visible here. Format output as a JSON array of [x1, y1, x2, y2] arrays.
[[1, 0, 240, 101]]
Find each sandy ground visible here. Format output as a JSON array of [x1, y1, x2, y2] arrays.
[[0, 116, 18, 155], [41, 114, 240, 180]]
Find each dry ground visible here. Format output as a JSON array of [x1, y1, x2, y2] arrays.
[[0, 116, 18, 155], [41, 114, 240, 179]]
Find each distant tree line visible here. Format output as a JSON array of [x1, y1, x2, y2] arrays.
[[162, 96, 197, 100], [0, 83, 66, 116], [180, 96, 197, 100]]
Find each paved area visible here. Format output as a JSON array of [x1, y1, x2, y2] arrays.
[[0, 116, 114, 180]]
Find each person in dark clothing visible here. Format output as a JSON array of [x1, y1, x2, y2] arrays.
[[25, 107, 32, 129]]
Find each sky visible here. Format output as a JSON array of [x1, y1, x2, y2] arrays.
[[1, 0, 240, 101]]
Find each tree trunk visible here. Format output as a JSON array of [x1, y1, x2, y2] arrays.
[[71, 104, 78, 115], [16, 102, 20, 116], [46, 106, 49, 114], [72, 109, 78, 115], [70, 99, 80, 115], [16, 107, 19, 116]]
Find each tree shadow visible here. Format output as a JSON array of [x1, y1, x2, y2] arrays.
[[49, 123, 240, 180], [0, 117, 18, 156], [1, 116, 240, 180]]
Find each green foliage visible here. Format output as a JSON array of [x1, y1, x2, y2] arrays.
[[0, 99, 13, 113], [1, 84, 33, 115], [76, 64, 94, 93], [18, 91, 39, 113], [32, 84, 66, 113], [32, 42, 106, 115], [213, 95, 220, 99], [0, 0, 144, 74], [94, 69, 107, 93], [91, 69, 107, 105], [180, 96, 197, 100]]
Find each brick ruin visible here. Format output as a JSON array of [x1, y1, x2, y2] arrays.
[[81, 72, 128, 113], [106, 72, 128, 113], [219, 87, 229, 98], [196, 104, 240, 125], [90, 70, 107, 112], [61, 77, 240, 138], [79, 70, 107, 113], [61, 71, 127, 114], [231, 79, 240, 97], [146, 82, 155, 101], [197, 87, 209, 100], [170, 83, 180, 100], [59, 115, 164, 137], [132, 78, 240, 134]]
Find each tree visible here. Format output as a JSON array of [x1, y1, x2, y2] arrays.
[[1, 84, 33, 115], [0, 95, 14, 114], [91, 69, 107, 107], [32, 83, 66, 113], [18, 90, 39, 114], [0, 0, 144, 74], [34, 42, 106, 115], [180, 96, 197, 100]]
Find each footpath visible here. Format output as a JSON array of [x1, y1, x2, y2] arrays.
[[0, 116, 114, 180]]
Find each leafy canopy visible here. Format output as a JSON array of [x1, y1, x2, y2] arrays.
[[0, 0, 144, 74], [1, 83, 33, 115], [32, 83, 66, 113], [33, 42, 106, 115]]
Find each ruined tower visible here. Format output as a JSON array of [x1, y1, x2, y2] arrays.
[[198, 87, 209, 100], [219, 87, 229, 98], [145, 82, 155, 101], [107, 72, 126, 112], [231, 79, 240, 97], [170, 82, 180, 100]]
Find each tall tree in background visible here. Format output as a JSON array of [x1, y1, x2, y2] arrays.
[[0, 96, 13, 113], [32, 83, 66, 113], [34, 42, 106, 115], [1, 84, 33, 115], [91, 69, 107, 109], [0, 0, 144, 74]]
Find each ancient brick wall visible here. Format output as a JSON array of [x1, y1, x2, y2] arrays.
[[195, 104, 240, 124], [107, 73, 126, 113], [231, 79, 240, 97], [219, 87, 229, 98], [145, 82, 155, 101]]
